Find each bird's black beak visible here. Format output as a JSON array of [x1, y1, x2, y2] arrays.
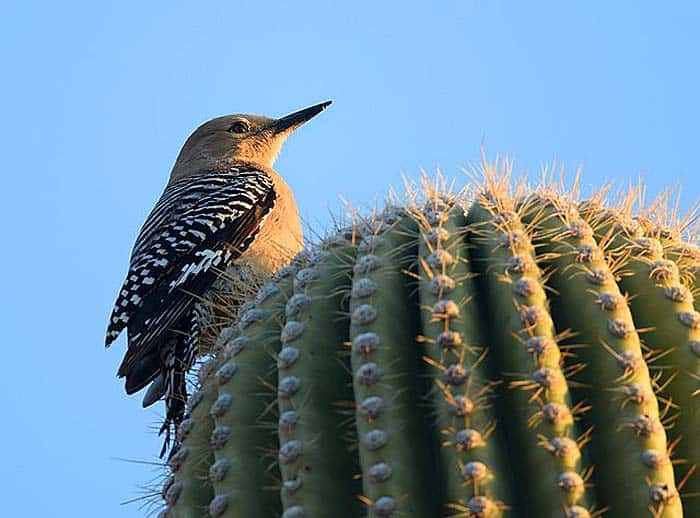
[[272, 100, 332, 134]]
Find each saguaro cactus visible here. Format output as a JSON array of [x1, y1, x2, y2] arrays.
[[156, 167, 698, 518]]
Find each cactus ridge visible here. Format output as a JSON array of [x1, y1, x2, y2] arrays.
[[277, 241, 361, 516], [521, 191, 682, 517], [164, 356, 219, 517], [577, 198, 700, 515], [467, 190, 591, 517], [349, 213, 441, 517], [414, 198, 509, 517], [154, 166, 697, 518]]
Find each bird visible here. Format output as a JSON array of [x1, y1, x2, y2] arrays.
[[105, 101, 331, 454]]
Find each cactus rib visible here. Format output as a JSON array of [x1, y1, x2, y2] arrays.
[[468, 191, 591, 517], [585, 205, 700, 515], [349, 213, 440, 517], [525, 193, 681, 517], [277, 241, 361, 516], [205, 269, 296, 518], [164, 357, 218, 517]]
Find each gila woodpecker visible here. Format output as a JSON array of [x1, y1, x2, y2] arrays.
[[106, 101, 331, 451]]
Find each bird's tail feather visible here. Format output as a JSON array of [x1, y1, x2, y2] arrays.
[[159, 334, 194, 457], [122, 348, 161, 395], [142, 373, 166, 408], [118, 311, 200, 458], [159, 314, 200, 458]]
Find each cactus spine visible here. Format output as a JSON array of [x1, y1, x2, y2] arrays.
[[155, 170, 698, 518]]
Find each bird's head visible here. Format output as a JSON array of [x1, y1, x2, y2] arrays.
[[170, 100, 332, 181]]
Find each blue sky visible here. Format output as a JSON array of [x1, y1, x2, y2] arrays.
[[1, 1, 699, 516]]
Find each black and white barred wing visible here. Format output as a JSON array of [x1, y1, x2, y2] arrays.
[[105, 169, 275, 389]]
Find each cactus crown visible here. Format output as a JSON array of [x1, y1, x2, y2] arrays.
[[152, 160, 699, 518]]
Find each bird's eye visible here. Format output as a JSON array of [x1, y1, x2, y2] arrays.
[[228, 121, 249, 134]]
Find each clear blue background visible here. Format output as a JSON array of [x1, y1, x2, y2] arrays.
[[1, 1, 698, 516]]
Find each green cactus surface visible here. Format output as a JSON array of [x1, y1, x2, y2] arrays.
[[156, 168, 699, 518]]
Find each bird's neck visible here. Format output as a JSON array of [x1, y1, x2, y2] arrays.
[[169, 157, 276, 183]]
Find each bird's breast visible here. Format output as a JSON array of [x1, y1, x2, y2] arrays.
[[239, 181, 303, 275]]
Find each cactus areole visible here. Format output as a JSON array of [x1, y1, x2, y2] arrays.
[[154, 167, 699, 518]]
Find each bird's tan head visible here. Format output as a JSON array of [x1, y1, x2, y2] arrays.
[[170, 100, 332, 182]]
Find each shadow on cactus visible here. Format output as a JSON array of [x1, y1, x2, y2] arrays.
[[152, 159, 699, 518]]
